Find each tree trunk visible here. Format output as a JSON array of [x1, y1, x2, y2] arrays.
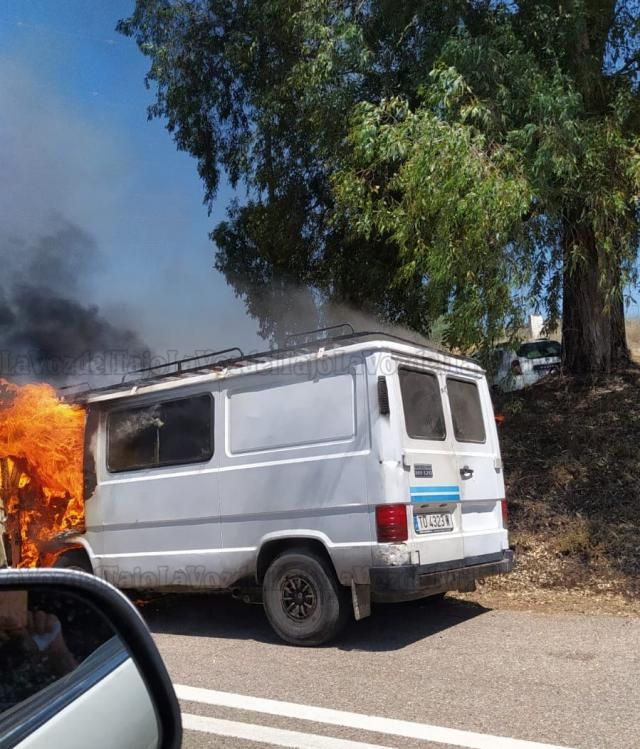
[[562, 222, 630, 375], [609, 291, 629, 367]]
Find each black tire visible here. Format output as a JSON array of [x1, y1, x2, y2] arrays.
[[53, 549, 92, 574], [262, 550, 350, 646]]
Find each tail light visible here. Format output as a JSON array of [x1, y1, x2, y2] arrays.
[[376, 504, 408, 543], [511, 359, 522, 376], [501, 499, 508, 528]]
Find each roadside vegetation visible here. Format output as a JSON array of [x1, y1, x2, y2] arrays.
[[498, 369, 639, 591], [457, 318, 640, 613], [462, 347, 640, 614]]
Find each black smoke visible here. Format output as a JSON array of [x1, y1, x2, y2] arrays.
[[0, 219, 149, 383]]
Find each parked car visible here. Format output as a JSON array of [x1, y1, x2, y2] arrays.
[[0, 568, 182, 749], [53, 326, 513, 646], [486, 339, 561, 392]]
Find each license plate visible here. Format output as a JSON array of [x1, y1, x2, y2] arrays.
[[414, 512, 453, 533]]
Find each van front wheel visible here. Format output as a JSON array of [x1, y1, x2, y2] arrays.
[[262, 551, 349, 646], [53, 549, 92, 574]]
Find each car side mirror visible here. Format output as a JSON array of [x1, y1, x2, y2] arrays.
[[0, 569, 181, 749]]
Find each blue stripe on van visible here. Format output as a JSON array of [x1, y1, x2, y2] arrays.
[[410, 485, 460, 502], [411, 495, 460, 503]]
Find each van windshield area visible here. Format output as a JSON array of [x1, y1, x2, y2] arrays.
[[398, 368, 446, 440]]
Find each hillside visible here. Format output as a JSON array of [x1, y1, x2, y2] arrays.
[[464, 366, 640, 614]]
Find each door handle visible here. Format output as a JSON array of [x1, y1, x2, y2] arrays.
[[460, 465, 474, 479]]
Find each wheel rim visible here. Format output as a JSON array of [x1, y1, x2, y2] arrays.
[[280, 574, 318, 622]]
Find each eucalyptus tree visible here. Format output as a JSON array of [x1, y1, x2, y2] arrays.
[[120, 1, 640, 371]]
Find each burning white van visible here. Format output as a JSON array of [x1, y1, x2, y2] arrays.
[[56, 326, 513, 645]]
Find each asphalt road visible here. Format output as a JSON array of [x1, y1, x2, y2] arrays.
[[141, 594, 639, 749]]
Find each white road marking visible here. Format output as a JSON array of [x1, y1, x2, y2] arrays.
[[182, 713, 395, 749], [176, 684, 574, 749]]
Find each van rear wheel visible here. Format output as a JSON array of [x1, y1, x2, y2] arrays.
[[262, 551, 350, 646]]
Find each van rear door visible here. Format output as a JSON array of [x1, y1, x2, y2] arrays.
[[396, 366, 464, 566], [444, 375, 506, 561]]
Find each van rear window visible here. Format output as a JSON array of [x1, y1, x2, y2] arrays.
[[446, 379, 485, 443], [107, 394, 213, 472], [398, 368, 446, 441]]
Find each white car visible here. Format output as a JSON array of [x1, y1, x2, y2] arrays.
[[487, 339, 561, 392]]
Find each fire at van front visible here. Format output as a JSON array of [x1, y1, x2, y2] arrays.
[[0, 380, 85, 567]]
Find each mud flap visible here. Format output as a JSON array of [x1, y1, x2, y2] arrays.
[[351, 581, 371, 620]]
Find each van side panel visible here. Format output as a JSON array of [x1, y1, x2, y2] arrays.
[[217, 357, 373, 587], [86, 385, 221, 588]]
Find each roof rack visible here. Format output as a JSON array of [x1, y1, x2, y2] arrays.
[[116, 324, 358, 387], [58, 382, 92, 394], [120, 347, 244, 384], [285, 323, 354, 348], [68, 326, 476, 402]]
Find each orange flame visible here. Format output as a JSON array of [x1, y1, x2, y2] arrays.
[[0, 379, 85, 567]]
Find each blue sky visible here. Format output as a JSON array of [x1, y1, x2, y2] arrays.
[[0, 0, 262, 356]]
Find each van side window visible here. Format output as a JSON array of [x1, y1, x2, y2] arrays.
[[398, 368, 446, 441], [446, 378, 486, 443], [108, 394, 213, 472]]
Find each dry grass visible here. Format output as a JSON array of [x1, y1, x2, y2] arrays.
[[464, 319, 640, 613], [477, 369, 640, 610]]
